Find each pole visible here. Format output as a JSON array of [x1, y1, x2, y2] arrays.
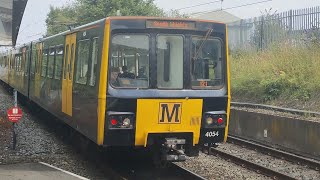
[[12, 89, 17, 150]]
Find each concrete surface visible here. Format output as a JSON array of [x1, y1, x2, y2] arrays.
[[0, 162, 89, 180], [228, 108, 320, 160]]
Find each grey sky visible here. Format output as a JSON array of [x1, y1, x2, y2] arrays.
[[16, 0, 320, 45]]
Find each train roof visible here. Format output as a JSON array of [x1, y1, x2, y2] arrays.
[[108, 16, 226, 25], [20, 16, 226, 48]]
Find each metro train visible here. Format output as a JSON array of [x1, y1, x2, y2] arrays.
[[0, 16, 230, 165]]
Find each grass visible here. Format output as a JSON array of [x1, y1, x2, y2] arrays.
[[230, 43, 320, 111]]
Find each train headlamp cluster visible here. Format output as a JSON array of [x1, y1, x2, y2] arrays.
[[108, 112, 135, 129], [203, 111, 226, 128]]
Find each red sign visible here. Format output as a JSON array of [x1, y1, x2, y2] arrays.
[[7, 107, 23, 123]]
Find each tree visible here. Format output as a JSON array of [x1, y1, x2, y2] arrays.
[[45, 0, 187, 36], [45, 6, 78, 36]]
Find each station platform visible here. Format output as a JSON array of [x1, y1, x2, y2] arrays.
[[0, 162, 89, 180]]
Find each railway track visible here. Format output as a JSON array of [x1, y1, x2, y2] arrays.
[[206, 135, 320, 180], [111, 161, 206, 180], [227, 135, 320, 171], [209, 147, 295, 180]]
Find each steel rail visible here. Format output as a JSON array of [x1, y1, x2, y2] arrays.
[[227, 135, 320, 171], [209, 148, 296, 180], [171, 163, 207, 180], [231, 102, 320, 117]]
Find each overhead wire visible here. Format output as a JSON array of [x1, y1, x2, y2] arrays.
[[175, 0, 222, 11], [190, 0, 273, 15]]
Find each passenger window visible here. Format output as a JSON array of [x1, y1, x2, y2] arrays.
[[64, 45, 69, 79], [89, 38, 99, 86], [24, 50, 29, 76], [31, 48, 36, 74], [54, 47, 63, 80], [47, 48, 55, 78], [15, 55, 19, 71], [41, 49, 48, 77], [75, 39, 90, 85], [70, 44, 75, 80], [23, 51, 27, 75], [19, 55, 22, 72]]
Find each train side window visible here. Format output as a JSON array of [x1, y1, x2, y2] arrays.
[[10, 55, 12, 69], [64, 45, 69, 79], [54, 46, 63, 80], [69, 44, 75, 80], [24, 50, 29, 76], [4, 56, 6, 67], [47, 48, 55, 78], [19, 55, 22, 72], [15, 55, 18, 71], [22, 51, 26, 74], [12, 55, 15, 70], [75, 39, 90, 85], [31, 47, 36, 74], [89, 37, 99, 86], [41, 49, 48, 77]]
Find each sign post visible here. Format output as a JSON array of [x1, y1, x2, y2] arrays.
[[7, 89, 23, 150]]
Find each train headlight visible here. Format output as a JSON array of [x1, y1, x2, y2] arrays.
[[206, 117, 214, 125], [123, 118, 131, 127], [203, 111, 226, 128], [107, 112, 135, 129]]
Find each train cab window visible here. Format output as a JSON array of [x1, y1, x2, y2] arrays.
[[41, 49, 48, 77], [54, 46, 63, 80], [75, 39, 90, 85], [89, 37, 99, 86], [47, 48, 55, 78], [156, 35, 183, 89], [110, 35, 149, 88], [191, 37, 223, 89]]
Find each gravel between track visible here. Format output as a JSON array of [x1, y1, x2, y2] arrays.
[[0, 85, 106, 179], [217, 143, 320, 180], [176, 151, 271, 180]]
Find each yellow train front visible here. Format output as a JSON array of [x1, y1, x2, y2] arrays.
[[101, 17, 231, 162], [0, 16, 230, 164]]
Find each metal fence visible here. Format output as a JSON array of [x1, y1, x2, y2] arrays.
[[228, 6, 320, 51]]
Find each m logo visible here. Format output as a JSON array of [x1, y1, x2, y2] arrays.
[[158, 103, 182, 124]]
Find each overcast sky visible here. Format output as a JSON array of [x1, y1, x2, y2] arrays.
[[16, 0, 320, 45]]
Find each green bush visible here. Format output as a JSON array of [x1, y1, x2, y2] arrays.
[[231, 43, 320, 106]]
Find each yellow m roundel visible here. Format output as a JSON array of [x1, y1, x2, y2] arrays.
[[158, 103, 182, 124]]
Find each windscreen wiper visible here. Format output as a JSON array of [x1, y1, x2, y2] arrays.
[[192, 28, 213, 61]]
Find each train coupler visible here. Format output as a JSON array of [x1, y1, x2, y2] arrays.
[[161, 138, 186, 162]]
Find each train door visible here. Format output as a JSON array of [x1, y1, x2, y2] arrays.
[[35, 43, 43, 98], [62, 33, 76, 116]]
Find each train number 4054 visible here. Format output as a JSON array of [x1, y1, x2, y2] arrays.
[[205, 131, 219, 137]]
